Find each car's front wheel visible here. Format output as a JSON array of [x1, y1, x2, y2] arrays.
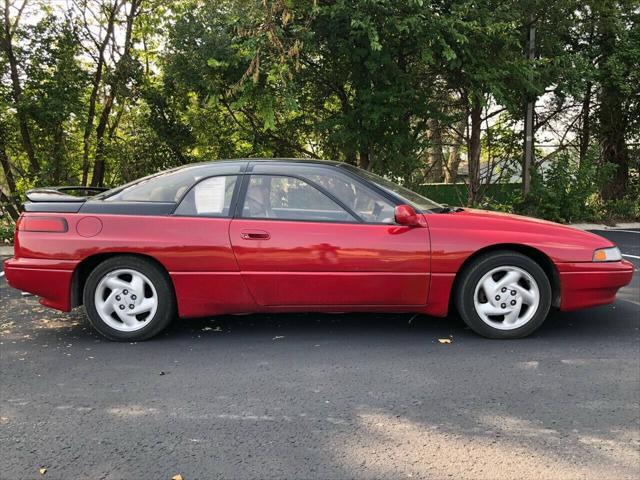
[[83, 255, 176, 341], [455, 251, 552, 339]]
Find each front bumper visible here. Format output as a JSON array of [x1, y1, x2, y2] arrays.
[[557, 260, 634, 311], [4, 257, 77, 311]]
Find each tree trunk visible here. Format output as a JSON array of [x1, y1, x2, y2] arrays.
[[82, 55, 107, 185], [0, 124, 17, 195], [358, 148, 370, 170], [0, 189, 20, 221], [0, 122, 21, 217], [426, 119, 444, 182], [444, 117, 466, 184], [445, 144, 461, 184], [579, 16, 595, 166], [0, 147, 17, 195], [2, 0, 38, 174], [467, 99, 482, 205], [598, 7, 629, 200], [579, 81, 592, 164], [90, 95, 114, 187], [345, 150, 357, 166], [89, 0, 141, 187], [81, 0, 122, 186], [51, 123, 64, 185], [599, 88, 629, 200]]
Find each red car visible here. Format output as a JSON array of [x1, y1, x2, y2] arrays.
[[4, 159, 634, 341]]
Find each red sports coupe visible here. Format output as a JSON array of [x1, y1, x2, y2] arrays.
[[4, 159, 634, 341]]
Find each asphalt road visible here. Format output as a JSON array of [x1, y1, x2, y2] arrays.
[[1, 230, 639, 480]]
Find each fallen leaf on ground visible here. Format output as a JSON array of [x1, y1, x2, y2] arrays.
[[438, 338, 452, 344], [171, 475, 183, 480], [202, 326, 222, 332], [39, 467, 47, 475]]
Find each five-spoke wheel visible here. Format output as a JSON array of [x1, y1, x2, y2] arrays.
[[84, 256, 176, 341], [94, 268, 158, 332], [456, 251, 552, 339], [473, 266, 540, 330]]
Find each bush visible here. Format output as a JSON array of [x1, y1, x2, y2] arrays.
[[0, 215, 15, 245], [600, 171, 640, 222], [486, 152, 639, 224], [513, 153, 607, 223]]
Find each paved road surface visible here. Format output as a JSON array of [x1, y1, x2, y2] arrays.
[[1, 230, 638, 479]]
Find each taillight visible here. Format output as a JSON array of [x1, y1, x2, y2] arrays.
[[18, 216, 68, 233]]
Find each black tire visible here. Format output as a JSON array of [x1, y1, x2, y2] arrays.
[[83, 255, 176, 341], [455, 250, 552, 339]]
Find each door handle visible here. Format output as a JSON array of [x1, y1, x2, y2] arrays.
[[240, 229, 270, 240]]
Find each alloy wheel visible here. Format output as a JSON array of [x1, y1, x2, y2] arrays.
[[473, 265, 540, 330], [94, 268, 158, 332]]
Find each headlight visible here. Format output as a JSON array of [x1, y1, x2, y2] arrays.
[[593, 247, 622, 262]]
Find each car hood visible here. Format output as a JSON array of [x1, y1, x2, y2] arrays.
[[424, 208, 616, 263], [450, 208, 612, 243]]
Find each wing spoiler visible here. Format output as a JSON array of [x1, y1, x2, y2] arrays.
[[25, 186, 108, 203]]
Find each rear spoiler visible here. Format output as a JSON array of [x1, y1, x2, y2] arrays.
[[25, 186, 108, 203]]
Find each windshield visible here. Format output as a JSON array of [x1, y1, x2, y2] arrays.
[[340, 164, 443, 211]]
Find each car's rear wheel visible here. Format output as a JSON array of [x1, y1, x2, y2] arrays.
[[455, 251, 552, 339], [83, 256, 176, 341]]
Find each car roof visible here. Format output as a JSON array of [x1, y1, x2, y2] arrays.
[[239, 158, 339, 164], [184, 158, 342, 169]]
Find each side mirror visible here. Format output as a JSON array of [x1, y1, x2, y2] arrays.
[[394, 205, 425, 227]]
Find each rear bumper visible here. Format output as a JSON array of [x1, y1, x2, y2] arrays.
[[4, 257, 77, 311], [558, 260, 634, 311]]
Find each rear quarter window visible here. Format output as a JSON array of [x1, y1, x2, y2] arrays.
[[102, 163, 242, 203], [174, 176, 238, 216]]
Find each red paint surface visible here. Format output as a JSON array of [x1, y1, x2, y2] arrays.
[[76, 216, 103, 237], [229, 219, 430, 306], [557, 260, 634, 310], [4, 209, 634, 317]]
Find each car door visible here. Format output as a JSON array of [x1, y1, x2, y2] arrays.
[[229, 164, 431, 306]]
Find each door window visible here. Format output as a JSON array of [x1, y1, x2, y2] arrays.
[[304, 171, 396, 223], [242, 175, 357, 222]]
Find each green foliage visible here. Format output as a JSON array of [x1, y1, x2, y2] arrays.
[[600, 169, 640, 222], [487, 151, 638, 224], [416, 183, 521, 206], [0, 215, 14, 245], [519, 154, 606, 223]]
